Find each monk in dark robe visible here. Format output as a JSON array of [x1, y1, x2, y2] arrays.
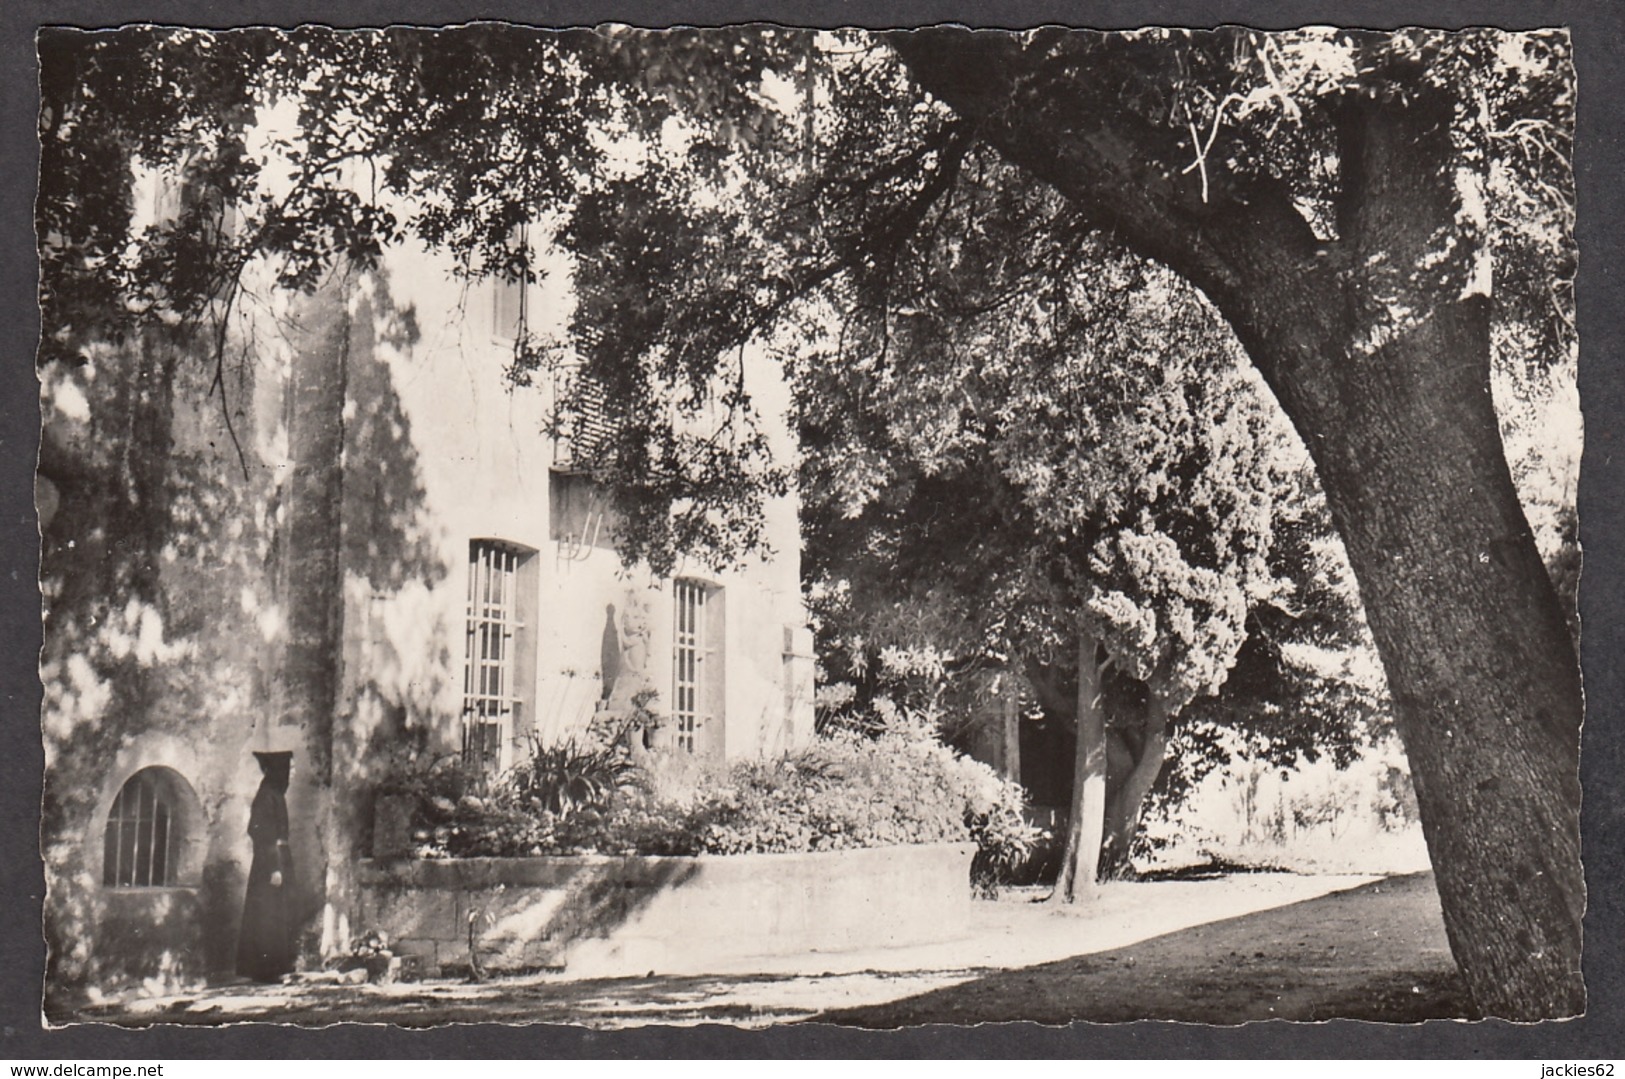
[[236, 750, 296, 981]]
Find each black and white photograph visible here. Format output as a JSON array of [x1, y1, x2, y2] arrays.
[[27, 13, 1605, 1040]]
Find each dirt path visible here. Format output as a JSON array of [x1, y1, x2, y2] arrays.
[[62, 872, 1469, 1029], [821, 872, 1471, 1026]]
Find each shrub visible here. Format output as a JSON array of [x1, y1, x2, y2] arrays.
[[374, 748, 486, 805], [664, 709, 1039, 879], [374, 709, 1039, 876], [373, 746, 557, 857]]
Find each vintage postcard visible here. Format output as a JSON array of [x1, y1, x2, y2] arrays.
[[33, 19, 1587, 1036]]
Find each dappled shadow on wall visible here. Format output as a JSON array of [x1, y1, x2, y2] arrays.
[[342, 278, 446, 596], [335, 273, 456, 824]]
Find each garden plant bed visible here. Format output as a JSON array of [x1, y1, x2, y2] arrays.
[[358, 841, 977, 978]]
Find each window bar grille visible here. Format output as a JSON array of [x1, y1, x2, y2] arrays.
[[673, 581, 706, 754], [156, 796, 171, 886], [135, 776, 153, 886], [104, 772, 174, 887], [464, 542, 525, 771]]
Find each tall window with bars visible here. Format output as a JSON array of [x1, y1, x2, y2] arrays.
[[672, 579, 711, 755], [463, 540, 536, 773], [103, 769, 177, 888], [492, 222, 529, 341]]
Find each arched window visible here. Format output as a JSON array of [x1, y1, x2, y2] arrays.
[[103, 768, 185, 887]]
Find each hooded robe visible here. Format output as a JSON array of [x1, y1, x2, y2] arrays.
[[236, 751, 296, 981]]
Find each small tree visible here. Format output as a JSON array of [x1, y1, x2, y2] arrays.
[[797, 236, 1302, 896]]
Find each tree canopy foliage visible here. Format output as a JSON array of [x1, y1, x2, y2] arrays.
[[795, 232, 1392, 878], [38, 26, 1574, 572]]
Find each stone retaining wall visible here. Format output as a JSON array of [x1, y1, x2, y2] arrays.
[[357, 842, 976, 977]]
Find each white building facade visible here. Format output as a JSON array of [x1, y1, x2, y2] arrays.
[[39, 217, 814, 1003]]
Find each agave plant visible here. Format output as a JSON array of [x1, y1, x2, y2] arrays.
[[508, 733, 640, 821]]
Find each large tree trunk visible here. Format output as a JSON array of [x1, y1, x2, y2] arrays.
[[999, 686, 1021, 785], [1026, 654, 1168, 885], [893, 32, 1585, 1018], [1049, 637, 1107, 904], [1099, 700, 1169, 879], [1238, 103, 1584, 1020], [1283, 294, 1583, 1018]]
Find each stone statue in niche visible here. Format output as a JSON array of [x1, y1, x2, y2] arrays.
[[599, 603, 621, 703], [616, 592, 653, 696], [600, 592, 660, 755]]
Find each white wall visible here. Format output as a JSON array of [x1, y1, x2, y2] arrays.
[[344, 240, 812, 763]]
